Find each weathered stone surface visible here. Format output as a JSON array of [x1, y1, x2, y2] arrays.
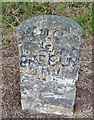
[[17, 15, 83, 116]]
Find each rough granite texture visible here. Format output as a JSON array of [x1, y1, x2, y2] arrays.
[[17, 15, 83, 116]]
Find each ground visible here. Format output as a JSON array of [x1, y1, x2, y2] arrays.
[[1, 2, 93, 119]]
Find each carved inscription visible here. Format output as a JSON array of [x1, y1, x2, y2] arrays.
[[19, 27, 80, 81]]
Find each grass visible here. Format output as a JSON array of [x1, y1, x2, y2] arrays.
[[2, 38, 12, 45], [2, 2, 93, 45]]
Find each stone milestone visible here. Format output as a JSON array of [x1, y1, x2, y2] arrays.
[[17, 15, 83, 116]]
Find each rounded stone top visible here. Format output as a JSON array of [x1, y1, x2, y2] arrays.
[[17, 15, 83, 45], [17, 15, 84, 71]]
